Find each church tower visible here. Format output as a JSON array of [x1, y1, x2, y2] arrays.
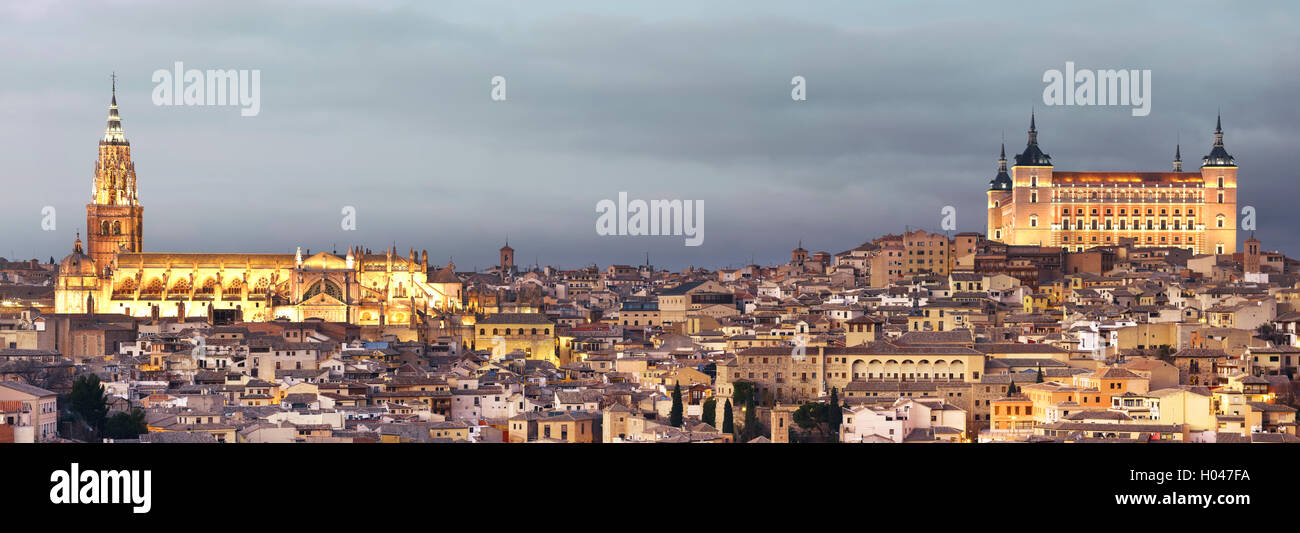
[[86, 74, 144, 277], [500, 240, 515, 272]]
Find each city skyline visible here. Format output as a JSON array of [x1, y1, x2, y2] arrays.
[[3, 1, 1298, 270]]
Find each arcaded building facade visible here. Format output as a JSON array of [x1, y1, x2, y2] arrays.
[[988, 114, 1238, 255]]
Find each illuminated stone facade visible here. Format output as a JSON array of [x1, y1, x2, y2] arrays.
[[86, 79, 144, 277], [988, 114, 1238, 255], [56, 83, 463, 323]]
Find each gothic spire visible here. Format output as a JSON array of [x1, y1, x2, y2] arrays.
[[1014, 110, 1051, 166], [1202, 113, 1235, 167], [103, 73, 126, 144], [1173, 141, 1182, 172], [989, 142, 1012, 191]]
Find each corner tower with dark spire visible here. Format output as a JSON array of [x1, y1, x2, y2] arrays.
[[86, 74, 144, 277], [986, 112, 1235, 255], [988, 111, 1054, 246], [1201, 113, 1238, 255]]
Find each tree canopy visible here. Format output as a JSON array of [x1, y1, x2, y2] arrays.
[[68, 374, 108, 432], [103, 408, 148, 439]]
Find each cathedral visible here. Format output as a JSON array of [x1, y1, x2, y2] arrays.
[[55, 83, 464, 324], [987, 112, 1238, 255]]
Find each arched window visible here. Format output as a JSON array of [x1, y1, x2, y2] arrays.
[[113, 278, 136, 297], [1216, 214, 1225, 228], [1029, 215, 1038, 227], [531, 328, 538, 335], [112, 221, 122, 235], [479, 328, 485, 335], [141, 279, 164, 297], [101, 220, 111, 235], [302, 280, 344, 301]]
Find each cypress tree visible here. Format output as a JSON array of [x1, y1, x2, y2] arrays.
[[828, 387, 841, 434], [743, 396, 760, 441], [1036, 363, 1044, 383], [702, 397, 716, 426], [722, 399, 734, 434], [669, 382, 684, 427]]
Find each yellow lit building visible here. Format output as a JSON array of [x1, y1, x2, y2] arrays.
[[988, 113, 1238, 254], [473, 313, 558, 365], [55, 83, 463, 324]]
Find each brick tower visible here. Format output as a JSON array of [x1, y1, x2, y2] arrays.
[[86, 74, 144, 277]]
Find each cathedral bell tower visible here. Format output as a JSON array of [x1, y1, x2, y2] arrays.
[[86, 74, 144, 277]]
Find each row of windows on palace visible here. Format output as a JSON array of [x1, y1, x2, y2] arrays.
[[1023, 176, 1230, 189], [736, 371, 973, 381], [1027, 213, 1229, 230], [479, 327, 551, 336], [1056, 234, 1224, 253], [1021, 190, 1229, 204]]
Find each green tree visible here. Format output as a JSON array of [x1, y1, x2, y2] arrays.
[[103, 408, 147, 439], [1035, 364, 1044, 383], [731, 381, 756, 407], [722, 399, 734, 434], [741, 396, 761, 442], [1006, 380, 1019, 396], [68, 374, 108, 434], [669, 383, 684, 427], [828, 388, 842, 434], [792, 402, 828, 439], [701, 397, 717, 427]]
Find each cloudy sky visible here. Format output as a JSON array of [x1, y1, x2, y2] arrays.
[[2, 1, 1297, 271]]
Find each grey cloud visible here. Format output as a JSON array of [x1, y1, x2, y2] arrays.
[[1, 1, 1297, 269]]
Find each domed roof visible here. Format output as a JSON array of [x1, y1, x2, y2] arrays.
[[1201, 114, 1236, 168], [60, 234, 98, 277], [1014, 112, 1052, 167], [989, 143, 1013, 191], [430, 264, 460, 284]]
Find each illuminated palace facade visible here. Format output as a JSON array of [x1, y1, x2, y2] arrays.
[[55, 84, 464, 323], [987, 113, 1238, 255]]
